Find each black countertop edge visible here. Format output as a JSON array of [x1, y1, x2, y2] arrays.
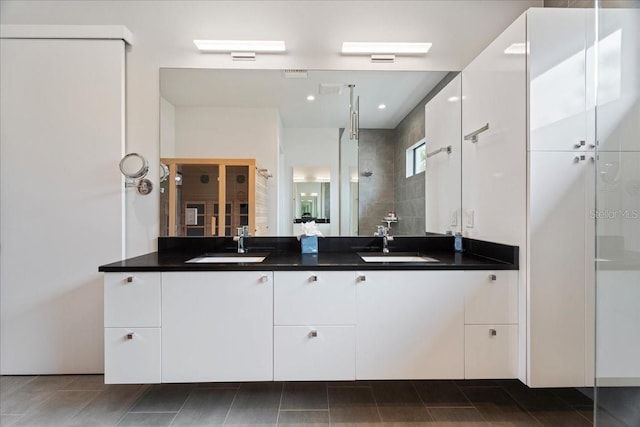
[[99, 236, 520, 272]]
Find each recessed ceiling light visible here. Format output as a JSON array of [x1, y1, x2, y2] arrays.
[[504, 42, 528, 55], [342, 42, 431, 55], [306, 95, 315, 101], [194, 40, 286, 52], [378, 104, 386, 110]]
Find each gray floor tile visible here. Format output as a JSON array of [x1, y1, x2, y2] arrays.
[[67, 384, 147, 427], [0, 414, 24, 427], [13, 390, 100, 426], [460, 387, 539, 426], [328, 386, 381, 423], [170, 388, 236, 426], [549, 388, 593, 407], [281, 382, 327, 410], [63, 375, 109, 391], [277, 410, 329, 426], [225, 382, 283, 425], [129, 384, 193, 412], [117, 412, 176, 426], [327, 381, 371, 388], [0, 376, 79, 414], [0, 376, 37, 397], [195, 382, 241, 389], [496, 380, 569, 411], [371, 381, 431, 422], [527, 408, 592, 427], [412, 381, 471, 407]]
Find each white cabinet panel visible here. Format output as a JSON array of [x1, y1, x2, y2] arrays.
[[274, 326, 355, 381], [528, 8, 588, 151], [464, 270, 518, 325], [274, 271, 356, 325], [356, 271, 464, 380], [104, 328, 161, 384], [465, 325, 518, 379], [529, 151, 590, 387], [104, 273, 161, 328], [425, 74, 462, 235], [161, 272, 273, 382], [461, 14, 527, 246]]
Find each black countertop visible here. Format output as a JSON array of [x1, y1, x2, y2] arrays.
[[99, 236, 519, 272]]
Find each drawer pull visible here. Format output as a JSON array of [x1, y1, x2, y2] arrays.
[[357, 275, 366, 282], [309, 330, 318, 338], [310, 275, 318, 282], [489, 328, 497, 337], [126, 332, 135, 340], [260, 275, 269, 283], [125, 276, 134, 284], [488, 274, 497, 281]]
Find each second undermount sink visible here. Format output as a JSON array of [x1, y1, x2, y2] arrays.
[[186, 254, 267, 263], [358, 252, 439, 263]]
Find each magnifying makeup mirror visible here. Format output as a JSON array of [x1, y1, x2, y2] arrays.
[[119, 153, 153, 195]]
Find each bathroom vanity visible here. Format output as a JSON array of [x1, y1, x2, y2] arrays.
[[100, 236, 519, 384]]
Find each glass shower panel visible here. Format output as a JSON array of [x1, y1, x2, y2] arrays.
[[594, 4, 640, 427]]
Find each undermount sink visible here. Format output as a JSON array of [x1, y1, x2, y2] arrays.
[[186, 254, 267, 263], [358, 252, 439, 263]]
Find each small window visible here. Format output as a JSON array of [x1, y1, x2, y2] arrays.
[[406, 138, 426, 177]]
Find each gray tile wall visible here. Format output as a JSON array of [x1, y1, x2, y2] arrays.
[[392, 72, 459, 235], [358, 129, 396, 236]]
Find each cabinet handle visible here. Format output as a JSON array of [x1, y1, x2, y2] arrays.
[[574, 140, 586, 149], [260, 275, 269, 283], [489, 329, 497, 337], [588, 144, 596, 149], [126, 332, 135, 340], [309, 330, 318, 338], [488, 274, 497, 281], [309, 275, 318, 282], [125, 276, 134, 284], [357, 275, 366, 282]]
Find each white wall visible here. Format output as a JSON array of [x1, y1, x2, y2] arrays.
[[0, 0, 540, 257], [173, 106, 280, 234], [282, 128, 340, 235], [159, 97, 176, 158]]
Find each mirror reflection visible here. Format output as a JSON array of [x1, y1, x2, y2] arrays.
[[159, 68, 458, 236]]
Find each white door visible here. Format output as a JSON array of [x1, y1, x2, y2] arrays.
[[356, 271, 464, 379], [161, 272, 273, 382]]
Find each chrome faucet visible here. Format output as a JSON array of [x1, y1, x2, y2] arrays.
[[376, 225, 394, 253], [233, 226, 251, 254]]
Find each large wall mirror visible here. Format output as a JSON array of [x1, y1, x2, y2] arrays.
[[159, 68, 460, 237]]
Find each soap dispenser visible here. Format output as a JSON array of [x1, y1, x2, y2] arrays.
[[454, 232, 463, 253]]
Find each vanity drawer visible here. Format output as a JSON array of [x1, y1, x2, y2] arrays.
[[464, 270, 518, 324], [274, 325, 355, 381], [104, 327, 161, 384], [465, 324, 518, 379], [104, 272, 161, 327], [274, 271, 356, 325]]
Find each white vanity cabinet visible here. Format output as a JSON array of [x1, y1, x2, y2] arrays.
[[464, 270, 518, 379], [356, 271, 465, 380], [104, 273, 161, 384], [161, 271, 273, 382], [273, 271, 356, 381]]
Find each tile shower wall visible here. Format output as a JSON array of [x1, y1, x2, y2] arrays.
[[393, 72, 459, 235], [358, 129, 396, 236]]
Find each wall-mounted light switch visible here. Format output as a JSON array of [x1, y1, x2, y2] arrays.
[[466, 210, 475, 228], [450, 211, 458, 227]]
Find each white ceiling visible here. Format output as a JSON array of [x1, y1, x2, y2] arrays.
[[160, 68, 448, 129]]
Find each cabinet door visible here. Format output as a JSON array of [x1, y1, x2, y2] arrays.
[[104, 328, 161, 384], [529, 151, 588, 386], [356, 271, 464, 380], [274, 326, 355, 381], [528, 8, 587, 151], [464, 270, 518, 325], [425, 74, 462, 235], [161, 272, 273, 382], [461, 14, 527, 245], [104, 273, 161, 327], [465, 325, 518, 379], [274, 271, 356, 325]]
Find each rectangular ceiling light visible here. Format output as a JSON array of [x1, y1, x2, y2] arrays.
[[504, 42, 528, 55], [342, 42, 431, 55], [194, 40, 286, 53]]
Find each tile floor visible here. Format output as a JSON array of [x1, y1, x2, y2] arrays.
[[0, 375, 605, 426]]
